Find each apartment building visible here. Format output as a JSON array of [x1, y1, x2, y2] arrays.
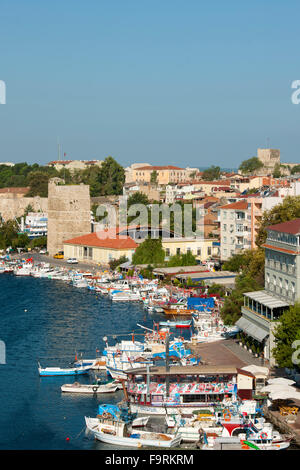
[[219, 201, 251, 260], [237, 218, 300, 365]]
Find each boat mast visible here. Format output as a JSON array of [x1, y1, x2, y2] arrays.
[[165, 329, 170, 398]]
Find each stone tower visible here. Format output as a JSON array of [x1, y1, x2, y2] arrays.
[[47, 178, 91, 256], [257, 148, 280, 175]]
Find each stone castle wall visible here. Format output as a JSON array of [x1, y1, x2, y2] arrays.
[[47, 179, 91, 255], [0, 196, 48, 221]]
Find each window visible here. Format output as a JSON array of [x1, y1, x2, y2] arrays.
[[197, 248, 201, 256], [207, 247, 211, 256], [165, 248, 170, 256], [176, 248, 181, 255]]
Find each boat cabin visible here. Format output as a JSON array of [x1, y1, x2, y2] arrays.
[[126, 365, 238, 408]]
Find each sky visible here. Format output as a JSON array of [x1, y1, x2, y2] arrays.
[[1, 0, 300, 169]]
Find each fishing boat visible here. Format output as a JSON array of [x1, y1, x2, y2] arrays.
[[162, 302, 195, 316], [203, 420, 292, 450], [85, 404, 181, 448], [61, 378, 122, 394], [38, 361, 91, 377], [159, 320, 191, 329]]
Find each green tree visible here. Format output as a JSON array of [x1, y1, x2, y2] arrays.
[[150, 170, 158, 184], [167, 251, 197, 267], [239, 157, 264, 175], [273, 163, 282, 178], [97, 156, 125, 195], [256, 196, 300, 247], [272, 303, 300, 369], [132, 238, 165, 265], [26, 171, 50, 197], [202, 165, 221, 181], [291, 164, 300, 175], [108, 255, 129, 271], [220, 273, 262, 325]]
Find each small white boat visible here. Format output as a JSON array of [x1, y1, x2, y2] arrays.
[[61, 380, 122, 394], [85, 416, 181, 448]]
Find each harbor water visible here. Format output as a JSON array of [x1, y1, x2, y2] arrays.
[[0, 274, 190, 450]]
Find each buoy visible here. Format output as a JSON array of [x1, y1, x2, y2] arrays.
[[66, 437, 70, 441], [24, 309, 27, 312]]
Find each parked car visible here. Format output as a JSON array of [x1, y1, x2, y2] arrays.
[[39, 249, 47, 254], [53, 252, 64, 259], [67, 258, 78, 264]]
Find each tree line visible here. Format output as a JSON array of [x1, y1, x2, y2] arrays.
[[0, 156, 125, 198]]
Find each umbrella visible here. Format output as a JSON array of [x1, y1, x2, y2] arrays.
[[268, 377, 296, 386], [260, 384, 297, 393], [269, 390, 300, 401]]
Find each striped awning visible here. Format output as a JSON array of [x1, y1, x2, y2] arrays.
[[236, 317, 269, 342]]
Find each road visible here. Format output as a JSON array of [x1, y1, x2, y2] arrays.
[[10, 252, 107, 274]]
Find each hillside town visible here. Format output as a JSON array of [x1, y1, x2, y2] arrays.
[[1, 147, 300, 451]]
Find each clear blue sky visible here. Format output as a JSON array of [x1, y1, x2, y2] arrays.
[[1, 0, 300, 168]]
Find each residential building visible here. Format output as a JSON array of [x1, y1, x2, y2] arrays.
[[237, 218, 300, 365], [63, 232, 138, 265], [125, 165, 192, 186], [47, 159, 103, 173], [161, 237, 219, 263], [219, 201, 251, 260]]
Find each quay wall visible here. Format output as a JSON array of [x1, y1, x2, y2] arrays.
[[263, 405, 300, 447]]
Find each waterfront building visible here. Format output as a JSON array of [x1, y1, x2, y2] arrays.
[[236, 218, 300, 365], [63, 232, 138, 264]]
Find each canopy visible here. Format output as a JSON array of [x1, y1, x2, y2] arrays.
[[269, 390, 300, 401], [268, 377, 296, 386], [241, 365, 269, 377], [260, 384, 296, 393], [187, 297, 215, 312]]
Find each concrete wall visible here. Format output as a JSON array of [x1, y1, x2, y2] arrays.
[[0, 196, 48, 221], [47, 179, 91, 255]]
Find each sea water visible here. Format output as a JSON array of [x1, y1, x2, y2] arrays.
[[0, 274, 179, 450]]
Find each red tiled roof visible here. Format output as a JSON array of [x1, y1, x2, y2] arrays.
[[262, 244, 299, 254], [0, 187, 30, 194], [220, 201, 248, 210], [64, 232, 138, 249], [266, 218, 300, 235]]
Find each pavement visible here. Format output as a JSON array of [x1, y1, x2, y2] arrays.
[[10, 252, 104, 274], [189, 338, 266, 368]]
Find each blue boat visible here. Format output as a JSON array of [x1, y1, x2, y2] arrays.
[[159, 320, 192, 328], [38, 361, 91, 377]]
